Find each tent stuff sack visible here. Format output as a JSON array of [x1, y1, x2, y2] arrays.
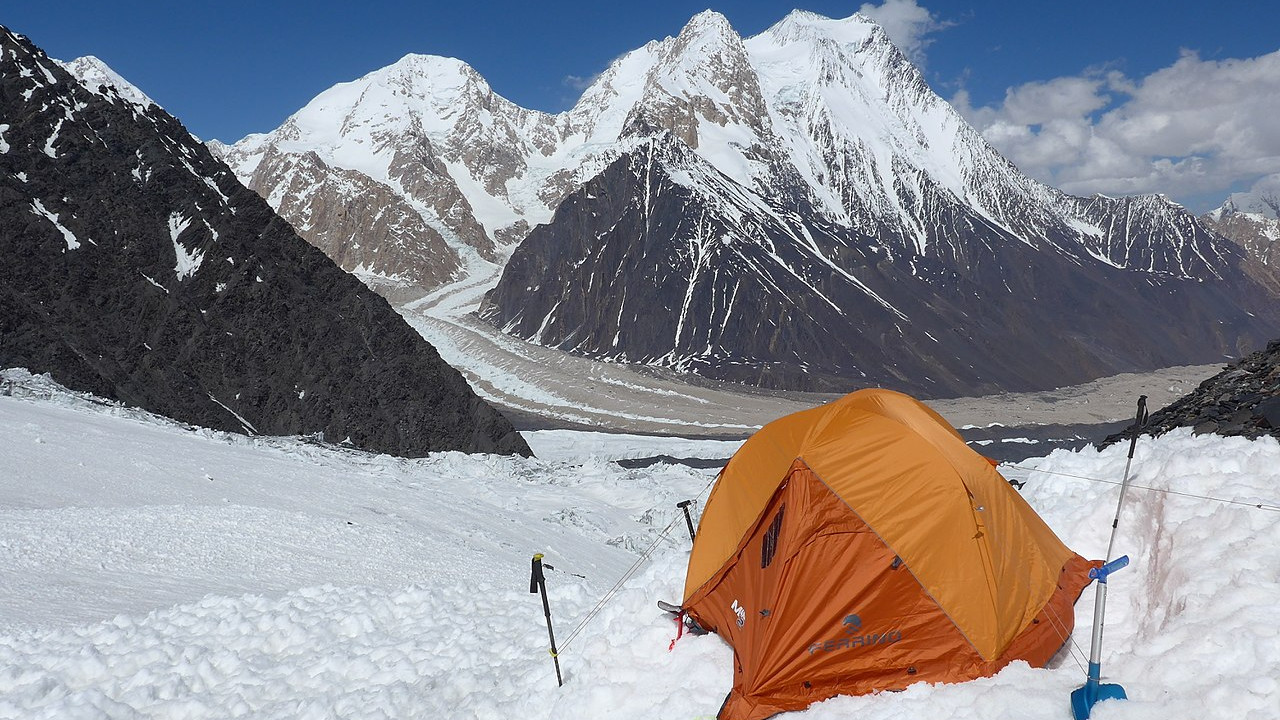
[[681, 389, 1098, 720]]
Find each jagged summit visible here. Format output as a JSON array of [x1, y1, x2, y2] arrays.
[[57, 55, 155, 108], [1209, 177, 1280, 221], [288, 54, 530, 139], [217, 47, 566, 289], [679, 9, 737, 35], [1201, 175, 1280, 294]]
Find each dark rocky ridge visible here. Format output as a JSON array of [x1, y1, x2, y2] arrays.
[[0, 26, 529, 457], [1103, 339, 1280, 446]]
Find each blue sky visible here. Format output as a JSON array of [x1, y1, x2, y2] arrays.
[[6, 1, 1279, 210]]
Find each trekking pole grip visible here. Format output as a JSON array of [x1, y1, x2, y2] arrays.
[[1126, 396, 1147, 460], [530, 553, 544, 594]]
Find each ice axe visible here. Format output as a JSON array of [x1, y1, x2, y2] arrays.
[[1071, 395, 1147, 719]]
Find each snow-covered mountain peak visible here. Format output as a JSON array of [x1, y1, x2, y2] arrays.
[[677, 9, 736, 37], [625, 7, 772, 149], [1209, 177, 1280, 221], [748, 11, 938, 126], [763, 10, 879, 46], [664, 11, 743, 70], [273, 52, 532, 151], [739, 9, 985, 226], [57, 55, 156, 109], [1202, 175, 1280, 289], [373, 53, 493, 108], [659, 9, 753, 89], [220, 45, 567, 268], [220, 4, 1271, 385]]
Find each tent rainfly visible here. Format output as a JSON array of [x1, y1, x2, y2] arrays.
[[682, 389, 1098, 720]]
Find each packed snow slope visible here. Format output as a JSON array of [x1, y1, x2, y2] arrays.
[[1, 371, 1277, 719]]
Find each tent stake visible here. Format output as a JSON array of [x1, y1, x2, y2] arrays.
[[529, 553, 563, 686], [677, 500, 696, 543]]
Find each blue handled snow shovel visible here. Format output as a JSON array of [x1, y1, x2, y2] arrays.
[[1070, 555, 1129, 719], [1071, 395, 1147, 719]]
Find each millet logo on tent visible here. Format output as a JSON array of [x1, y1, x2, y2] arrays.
[[808, 612, 903, 654]]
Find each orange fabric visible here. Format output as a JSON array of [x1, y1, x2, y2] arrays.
[[682, 390, 1096, 720], [685, 390, 966, 603]]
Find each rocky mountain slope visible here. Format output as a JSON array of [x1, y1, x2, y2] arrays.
[[221, 10, 1280, 397], [215, 54, 563, 298], [0, 26, 529, 457], [1202, 174, 1280, 295], [1103, 339, 1280, 445], [485, 11, 1279, 395]]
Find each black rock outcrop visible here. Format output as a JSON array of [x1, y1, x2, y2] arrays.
[[0, 26, 529, 457], [1103, 340, 1280, 446]]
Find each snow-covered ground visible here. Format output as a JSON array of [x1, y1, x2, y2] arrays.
[[1, 369, 1277, 719]]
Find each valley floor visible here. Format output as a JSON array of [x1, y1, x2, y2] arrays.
[[394, 258, 1222, 436]]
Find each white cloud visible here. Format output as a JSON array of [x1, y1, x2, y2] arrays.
[[955, 49, 1280, 211], [562, 73, 599, 92], [858, 0, 953, 68]]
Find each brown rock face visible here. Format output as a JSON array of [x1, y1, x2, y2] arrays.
[[246, 146, 461, 291], [1201, 211, 1280, 296]]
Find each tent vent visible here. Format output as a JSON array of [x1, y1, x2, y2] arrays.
[[761, 505, 785, 568]]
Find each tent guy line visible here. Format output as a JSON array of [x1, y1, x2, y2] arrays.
[[556, 472, 719, 656], [559, 513, 682, 655], [1003, 462, 1280, 513]]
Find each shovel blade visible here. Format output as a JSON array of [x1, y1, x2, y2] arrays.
[[1071, 682, 1127, 720]]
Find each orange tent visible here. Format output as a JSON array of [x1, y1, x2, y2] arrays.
[[682, 389, 1096, 720]]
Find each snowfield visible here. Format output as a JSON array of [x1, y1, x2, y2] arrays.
[[1, 370, 1277, 719]]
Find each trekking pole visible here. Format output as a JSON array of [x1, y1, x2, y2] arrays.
[[1071, 395, 1147, 720], [1105, 395, 1148, 562], [677, 500, 696, 543], [529, 553, 564, 687]]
